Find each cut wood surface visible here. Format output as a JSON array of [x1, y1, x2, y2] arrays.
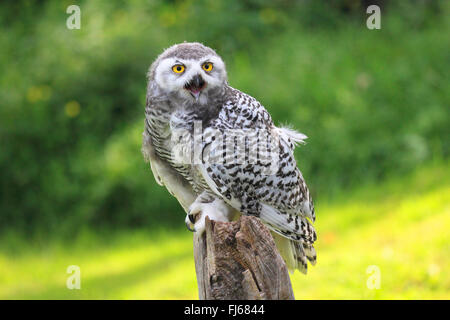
[[193, 215, 295, 300]]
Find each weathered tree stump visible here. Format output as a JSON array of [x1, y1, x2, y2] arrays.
[[193, 215, 295, 300]]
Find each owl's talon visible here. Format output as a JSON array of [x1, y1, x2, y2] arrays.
[[185, 219, 195, 232], [185, 211, 200, 232], [185, 197, 232, 235]]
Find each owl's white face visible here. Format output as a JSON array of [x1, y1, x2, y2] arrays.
[[154, 54, 227, 105]]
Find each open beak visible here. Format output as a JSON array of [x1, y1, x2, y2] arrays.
[[184, 74, 206, 101]]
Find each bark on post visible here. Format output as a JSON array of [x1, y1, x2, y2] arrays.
[[193, 215, 295, 300]]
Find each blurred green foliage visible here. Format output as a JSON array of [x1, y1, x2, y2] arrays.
[[0, 0, 448, 235]]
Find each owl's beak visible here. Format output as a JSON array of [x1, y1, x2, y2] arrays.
[[184, 74, 206, 101]]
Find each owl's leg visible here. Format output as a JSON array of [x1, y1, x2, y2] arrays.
[[185, 192, 233, 234]]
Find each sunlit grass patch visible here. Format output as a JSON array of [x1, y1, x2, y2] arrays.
[[290, 165, 450, 299], [0, 164, 448, 299], [0, 230, 196, 299]]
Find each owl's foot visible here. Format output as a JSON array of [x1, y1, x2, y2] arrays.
[[185, 197, 232, 234]]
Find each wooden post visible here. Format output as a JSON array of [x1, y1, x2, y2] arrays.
[[193, 215, 295, 300]]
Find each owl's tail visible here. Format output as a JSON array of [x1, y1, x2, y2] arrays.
[[271, 232, 317, 274], [259, 203, 317, 273]]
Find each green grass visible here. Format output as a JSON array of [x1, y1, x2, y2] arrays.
[[0, 164, 449, 299]]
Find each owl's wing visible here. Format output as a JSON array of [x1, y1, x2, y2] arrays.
[[198, 129, 315, 244], [197, 90, 316, 245]]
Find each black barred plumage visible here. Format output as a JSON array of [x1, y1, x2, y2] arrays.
[[142, 42, 317, 273]]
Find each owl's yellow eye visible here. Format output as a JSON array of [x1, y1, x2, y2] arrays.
[[202, 62, 213, 72], [172, 64, 185, 74]]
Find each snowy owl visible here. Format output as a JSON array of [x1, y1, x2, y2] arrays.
[[142, 42, 316, 273]]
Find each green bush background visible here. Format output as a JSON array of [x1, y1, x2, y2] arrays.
[[0, 0, 448, 299]]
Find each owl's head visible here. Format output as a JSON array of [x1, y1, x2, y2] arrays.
[[149, 42, 227, 105]]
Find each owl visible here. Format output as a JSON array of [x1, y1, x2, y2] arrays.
[[142, 42, 317, 273]]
